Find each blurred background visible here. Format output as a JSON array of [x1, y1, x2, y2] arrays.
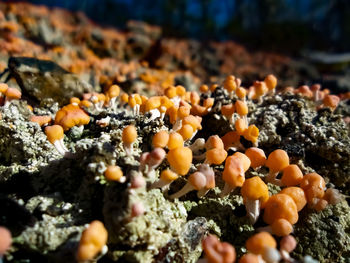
[[26, 0, 350, 53], [1, 0, 350, 94]]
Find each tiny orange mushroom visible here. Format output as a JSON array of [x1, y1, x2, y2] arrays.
[[281, 164, 303, 186], [104, 165, 125, 183], [76, 220, 108, 261], [221, 155, 245, 197], [167, 132, 184, 150], [122, 125, 137, 155], [263, 194, 298, 226], [300, 172, 326, 206], [30, 115, 52, 127], [45, 125, 69, 155], [167, 146, 192, 176], [152, 130, 169, 148], [265, 149, 289, 186], [169, 171, 206, 199], [245, 147, 266, 169], [246, 232, 276, 255], [55, 104, 90, 131], [202, 234, 236, 263], [280, 187, 307, 212], [241, 176, 269, 224]]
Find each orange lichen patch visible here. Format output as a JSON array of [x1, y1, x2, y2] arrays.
[[233, 152, 251, 172], [323, 94, 340, 110], [221, 131, 241, 150], [235, 100, 248, 116], [239, 253, 260, 263], [281, 164, 303, 186], [205, 135, 224, 150], [221, 104, 235, 118], [178, 124, 194, 140], [280, 187, 307, 212], [0, 226, 12, 255], [241, 176, 269, 205], [246, 232, 276, 255], [235, 119, 248, 135], [167, 146, 192, 175], [243, 125, 259, 144], [205, 148, 228, 165], [264, 74, 277, 93], [168, 132, 184, 150], [30, 115, 52, 126], [300, 173, 326, 204], [271, 218, 293, 237], [245, 147, 266, 168], [152, 130, 169, 148], [55, 104, 90, 131], [265, 149, 289, 173], [76, 220, 108, 261], [122, 125, 137, 144], [182, 115, 202, 130], [202, 234, 236, 263], [45, 125, 64, 144], [104, 165, 124, 182], [263, 194, 298, 225]]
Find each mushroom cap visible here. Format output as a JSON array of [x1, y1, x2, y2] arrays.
[[235, 100, 248, 116], [233, 152, 251, 172], [55, 104, 90, 131], [30, 115, 52, 127], [5, 87, 21, 100], [106, 84, 120, 98], [183, 115, 202, 130], [246, 232, 276, 255], [323, 94, 340, 109], [179, 124, 194, 140], [168, 132, 184, 150], [221, 131, 240, 150], [221, 104, 235, 116], [167, 146, 192, 175], [235, 119, 248, 135], [239, 253, 260, 263], [243, 125, 259, 143], [152, 130, 169, 148], [263, 194, 298, 225], [245, 147, 266, 168], [280, 235, 297, 253], [280, 187, 307, 211], [104, 165, 123, 181], [188, 172, 207, 190], [122, 125, 137, 144], [236, 87, 247, 99], [165, 86, 177, 98], [0, 83, 9, 94], [206, 148, 228, 165], [206, 135, 225, 150], [145, 96, 161, 111], [160, 169, 178, 182], [265, 149, 289, 173], [77, 220, 108, 261], [300, 173, 326, 203], [271, 218, 293, 236], [223, 156, 245, 187], [45, 125, 64, 143], [264, 74, 277, 91], [241, 176, 269, 205], [281, 164, 303, 186], [0, 226, 12, 255], [202, 234, 236, 263]]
